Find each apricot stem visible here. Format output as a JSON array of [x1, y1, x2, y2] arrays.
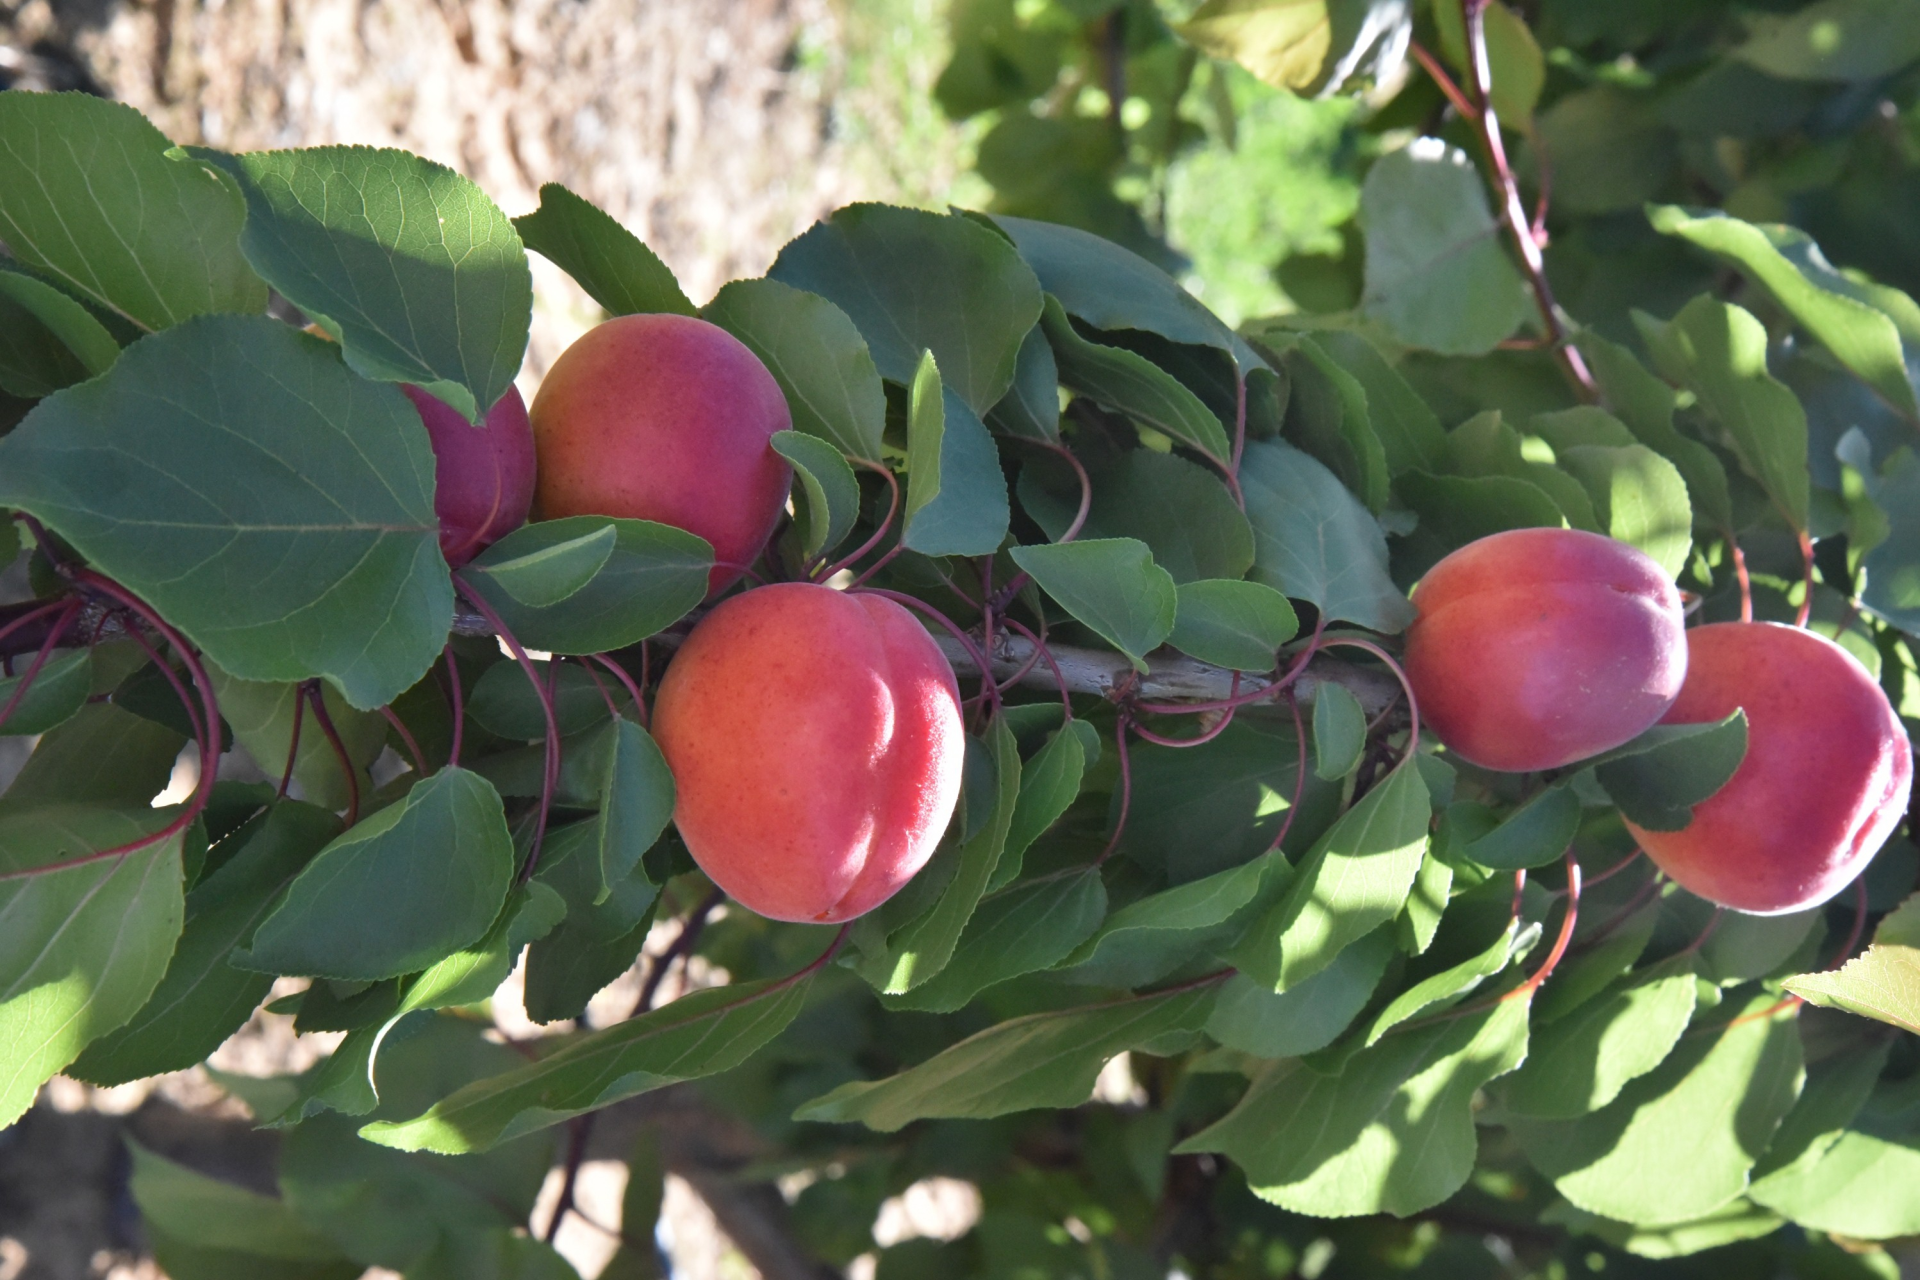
[[305, 681, 361, 827], [456, 580, 563, 883], [277, 683, 306, 798]]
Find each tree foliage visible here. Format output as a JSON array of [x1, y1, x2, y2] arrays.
[[4, 1, 1920, 1275]]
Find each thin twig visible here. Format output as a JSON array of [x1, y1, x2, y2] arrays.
[[304, 682, 361, 827]]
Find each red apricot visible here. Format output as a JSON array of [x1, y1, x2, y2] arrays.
[[403, 385, 536, 567], [1404, 528, 1688, 772], [529, 314, 792, 593], [1626, 622, 1912, 915], [653, 583, 965, 923]]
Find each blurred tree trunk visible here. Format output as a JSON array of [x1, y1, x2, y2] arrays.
[[5, 0, 847, 373]]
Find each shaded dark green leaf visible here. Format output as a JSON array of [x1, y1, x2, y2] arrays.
[[513, 182, 694, 318]]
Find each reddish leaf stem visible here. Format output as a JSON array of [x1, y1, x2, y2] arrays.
[[305, 682, 360, 827], [277, 683, 306, 799], [1729, 537, 1755, 622], [630, 885, 727, 1018], [853, 587, 1001, 719], [821, 460, 903, 583], [0, 599, 80, 732], [1263, 691, 1311, 855], [587, 653, 648, 727], [456, 581, 562, 884], [1315, 635, 1421, 758], [442, 644, 466, 769], [1094, 709, 1135, 866], [1795, 530, 1816, 628], [1000, 616, 1073, 718], [379, 703, 429, 778], [1505, 850, 1582, 1001]]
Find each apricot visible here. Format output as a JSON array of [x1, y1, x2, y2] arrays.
[[404, 385, 536, 567], [1404, 528, 1687, 772], [653, 583, 965, 923], [1626, 622, 1912, 914], [529, 314, 792, 594]]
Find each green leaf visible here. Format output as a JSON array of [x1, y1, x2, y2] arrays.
[[0, 92, 266, 330], [1555, 444, 1694, 580], [1281, 335, 1390, 512], [1308, 329, 1449, 476], [1020, 448, 1253, 585], [1700, 905, 1824, 983], [1432, 0, 1544, 121], [1232, 762, 1431, 991], [1736, 0, 1920, 82], [1400, 847, 1452, 954], [1504, 959, 1699, 1119], [1120, 715, 1341, 884], [1241, 439, 1415, 633], [772, 430, 860, 561], [1040, 296, 1232, 462], [129, 1139, 355, 1265], [1784, 892, 1920, 1034], [898, 354, 1011, 558], [589, 718, 674, 898], [512, 182, 694, 318], [1362, 916, 1527, 1044], [0, 648, 91, 736], [992, 723, 1089, 892], [1447, 410, 1601, 532], [1176, 0, 1343, 92], [1178, 998, 1531, 1217], [986, 322, 1062, 444], [1576, 330, 1734, 531], [1533, 86, 1678, 216], [460, 517, 711, 655], [1462, 785, 1582, 871], [524, 821, 659, 1024], [1844, 440, 1920, 632], [1205, 927, 1397, 1058], [210, 666, 386, 812], [1170, 579, 1299, 672], [1361, 140, 1530, 356], [1591, 711, 1748, 832], [69, 802, 341, 1086], [1009, 539, 1178, 672], [194, 146, 530, 422], [470, 523, 616, 609], [1650, 207, 1919, 420], [1059, 850, 1287, 989], [1397, 470, 1567, 549], [467, 659, 620, 741], [1542, 1198, 1785, 1260], [278, 1018, 556, 1268], [704, 277, 886, 462], [1, 703, 184, 809], [1749, 1039, 1920, 1238], [1642, 296, 1809, 532], [388, 884, 565, 1034], [0, 804, 185, 1126], [875, 719, 1020, 993], [991, 214, 1260, 371], [0, 267, 121, 394], [1310, 682, 1367, 781], [0, 316, 450, 710], [795, 985, 1218, 1131], [769, 203, 1042, 414], [882, 868, 1108, 1013], [238, 767, 514, 980], [363, 974, 816, 1153], [1510, 995, 1805, 1227]]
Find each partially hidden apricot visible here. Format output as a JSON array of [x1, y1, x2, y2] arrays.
[[529, 314, 792, 594], [653, 582, 965, 923], [1404, 528, 1688, 772], [404, 385, 536, 567], [1626, 622, 1912, 915]]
